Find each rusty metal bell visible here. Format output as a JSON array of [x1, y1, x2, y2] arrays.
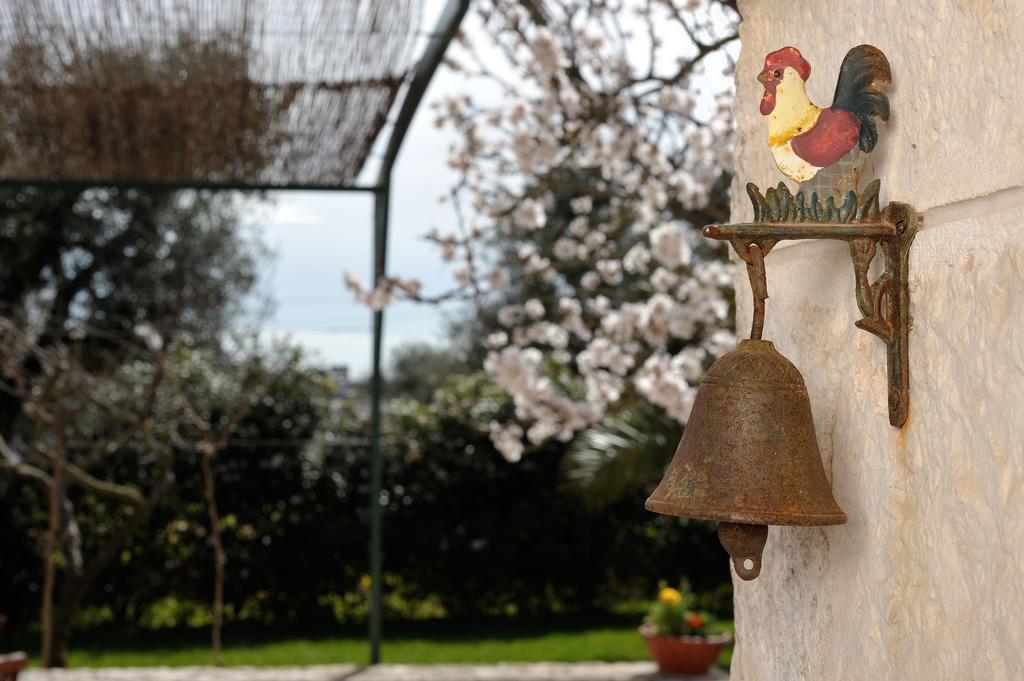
[[645, 339, 846, 581]]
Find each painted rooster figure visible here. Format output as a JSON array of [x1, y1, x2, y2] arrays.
[[758, 45, 891, 183]]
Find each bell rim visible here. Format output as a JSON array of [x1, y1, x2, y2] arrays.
[[644, 498, 848, 526]]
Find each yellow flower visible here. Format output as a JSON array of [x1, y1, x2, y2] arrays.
[[658, 587, 682, 606]]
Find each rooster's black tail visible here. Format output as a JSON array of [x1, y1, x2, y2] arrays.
[[831, 45, 892, 153]]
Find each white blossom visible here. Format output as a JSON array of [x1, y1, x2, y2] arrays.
[[583, 231, 606, 251], [596, 259, 623, 285], [553, 238, 578, 261], [635, 353, 698, 423], [580, 272, 601, 291], [568, 216, 590, 237], [623, 244, 651, 274], [498, 305, 523, 327], [365, 286, 394, 311], [486, 331, 509, 349], [523, 254, 554, 278], [440, 242, 457, 261], [529, 28, 568, 74], [578, 337, 636, 376], [513, 199, 546, 230], [524, 298, 545, 319], [673, 346, 707, 382], [650, 222, 693, 268], [650, 267, 678, 292], [344, 273, 365, 296], [571, 196, 593, 214], [706, 330, 737, 358], [508, 99, 529, 123], [487, 268, 510, 290], [490, 422, 525, 462], [353, 0, 739, 458]]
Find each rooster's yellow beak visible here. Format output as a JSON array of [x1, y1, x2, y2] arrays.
[[757, 71, 770, 85]]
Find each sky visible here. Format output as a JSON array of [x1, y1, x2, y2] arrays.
[[249, 2, 735, 379], [254, 2, 468, 379]]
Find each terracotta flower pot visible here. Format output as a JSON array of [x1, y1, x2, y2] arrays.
[[0, 652, 27, 681], [640, 626, 731, 676]]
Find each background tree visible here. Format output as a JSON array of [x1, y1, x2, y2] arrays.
[[347, 0, 741, 462], [385, 342, 475, 401], [0, 181, 265, 667], [0, 186, 264, 433], [43, 345, 337, 632], [0, 317, 183, 667], [171, 343, 265, 665]]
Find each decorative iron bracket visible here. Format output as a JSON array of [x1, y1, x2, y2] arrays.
[[703, 180, 919, 427]]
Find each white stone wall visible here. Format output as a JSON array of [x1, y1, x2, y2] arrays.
[[729, 2, 1024, 680]]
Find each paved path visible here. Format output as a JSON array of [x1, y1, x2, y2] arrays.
[[22, 663, 728, 681]]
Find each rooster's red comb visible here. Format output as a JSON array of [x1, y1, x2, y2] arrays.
[[764, 47, 811, 81]]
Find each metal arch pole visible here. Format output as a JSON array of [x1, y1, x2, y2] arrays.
[[368, 181, 389, 666], [365, 0, 470, 666]]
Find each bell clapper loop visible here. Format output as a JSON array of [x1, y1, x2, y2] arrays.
[[718, 522, 769, 581], [746, 241, 768, 341], [730, 238, 774, 341]]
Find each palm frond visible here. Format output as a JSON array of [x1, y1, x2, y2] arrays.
[[562, 406, 681, 512]]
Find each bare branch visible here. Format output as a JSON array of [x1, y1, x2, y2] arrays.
[[0, 435, 52, 490], [63, 461, 145, 507]]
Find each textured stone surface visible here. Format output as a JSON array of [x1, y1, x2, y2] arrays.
[[730, 208, 1024, 681], [20, 662, 726, 681], [729, 2, 1024, 679]]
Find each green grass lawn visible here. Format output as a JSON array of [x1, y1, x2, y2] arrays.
[[16, 618, 731, 669], [65, 626, 645, 668]]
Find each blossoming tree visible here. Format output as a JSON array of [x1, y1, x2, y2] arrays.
[[347, 0, 740, 462]]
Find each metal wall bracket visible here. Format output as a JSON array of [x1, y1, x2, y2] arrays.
[[703, 180, 919, 427]]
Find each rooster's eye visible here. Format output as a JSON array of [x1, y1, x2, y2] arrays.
[[772, 70, 780, 78]]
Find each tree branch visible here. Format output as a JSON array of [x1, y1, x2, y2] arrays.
[[63, 461, 145, 507], [0, 436, 52, 491]]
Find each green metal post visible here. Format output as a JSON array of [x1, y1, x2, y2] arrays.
[[365, 0, 471, 665], [368, 182, 389, 665]]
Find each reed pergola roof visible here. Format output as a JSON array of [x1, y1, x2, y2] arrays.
[[0, 0, 424, 189]]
